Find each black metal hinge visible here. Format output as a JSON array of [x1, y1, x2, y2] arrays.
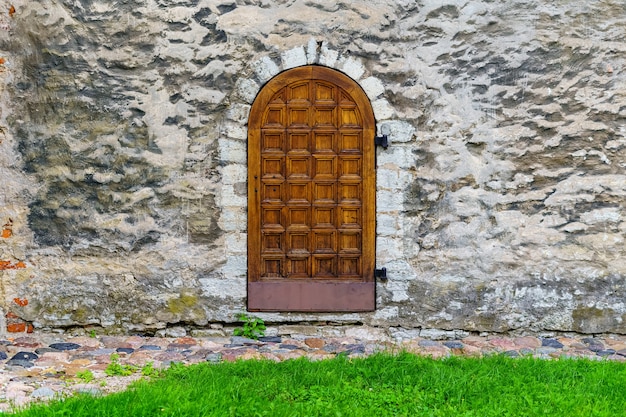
[[375, 134, 388, 149], [375, 268, 387, 282]]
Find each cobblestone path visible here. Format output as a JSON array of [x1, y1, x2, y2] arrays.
[[1, 332, 625, 412]]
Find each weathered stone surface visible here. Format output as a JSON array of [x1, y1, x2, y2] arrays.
[[138, 345, 162, 351], [30, 387, 56, 399], [514, 337, 542, 349], [49, 342, 81, 351], [443, 341, 464, 350], [6, 359, 34, 368], [304, 338, 325, 349], [5, 382, 33, 407], [12, 338, 40, 348], [35, 351, 70, 364], [489, 339, 517, 351], [257, 336, 281, 344], [541, 339, 564, 349], [10, 351, 38, 361], [0, 0, 624, 335]]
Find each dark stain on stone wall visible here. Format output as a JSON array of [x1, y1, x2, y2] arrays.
[[7, 2, 224, 253]]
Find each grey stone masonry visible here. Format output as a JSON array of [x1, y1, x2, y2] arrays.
[[0, 0, 624, 334]]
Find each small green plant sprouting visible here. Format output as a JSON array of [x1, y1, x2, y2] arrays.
[[89, 329, 97, 338], [76, 369, 95, 383], [105, 353, 138, 377], [141, 361, 161, 378], [233, 313, 266, 339]]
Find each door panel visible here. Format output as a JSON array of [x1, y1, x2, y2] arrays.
[[248, 66, 375, 312]]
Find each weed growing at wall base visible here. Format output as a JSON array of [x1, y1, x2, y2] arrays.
[[233, 313, 266, 339], [104, 353, 138, 377], [75, 370, 94, 383], [11, 353, 626, 416]]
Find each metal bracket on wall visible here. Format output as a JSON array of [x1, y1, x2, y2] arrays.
[[375, 267, 387, 282], [375, 134, 389, 149]]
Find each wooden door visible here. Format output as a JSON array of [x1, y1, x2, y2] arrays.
[[247, 66, 376, 312]]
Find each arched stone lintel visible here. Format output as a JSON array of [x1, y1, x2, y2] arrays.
[[230, 39, 394, 126]]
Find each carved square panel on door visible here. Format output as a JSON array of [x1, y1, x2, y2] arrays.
[[313, 156, 337, 179], [287, 207, 309, 228], [313, 132, 335, 153], [313, 207, 335, 228], [262, 131, 285, 153], [289, 132, 310, 153], [287, 157, 310, 179], [262, 207, 283, 228]]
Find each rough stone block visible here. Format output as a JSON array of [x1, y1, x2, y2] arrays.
[[234, 78, 260, 104], [580, 208, 622, 225], [372, 307, 399, 324], [200, 276, 246, 299], [340, 57, 365, 80], [306, 37, 318, 64], [222, 122, 247, 140], [224, 233, 246, 254], [376, 168, 414, 190], [376, 147, 415, 169], [372, 98, 395, 119], [223, 254, 247, 276], [254, 56, 280, 83], [304, 338, 325, 348], [380, 261, 418, 281], [218, 205, 246, 231], [156, 327, 187, 338], [379, 120, 416, 143], [376, 236, 404, 260], [225, 104, 251, 123], [281, 46, 307, 70], [277, 325, 320, 337], [218, 138, 246, 163], [220, 164, 247, 185], [386, 280, 409, 302], [389, 327, 421, 342], [361, 77, 385, 99], [319, 43, 338, 67], [376, 190, 405, 212], [376, 214, 399, 236], [420, 329, 458, 341], [344, 326, 391, 342]]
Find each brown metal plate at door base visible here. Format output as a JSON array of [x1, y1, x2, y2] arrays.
[[248, 281, 375, 312]]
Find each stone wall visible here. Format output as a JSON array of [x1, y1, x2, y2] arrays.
[[0, 0, 624, 335]]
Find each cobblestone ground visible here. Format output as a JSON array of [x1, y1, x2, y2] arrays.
[[0, 332, 625, 412]]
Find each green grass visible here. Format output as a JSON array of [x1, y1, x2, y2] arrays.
[[12, 353, 626, 416]]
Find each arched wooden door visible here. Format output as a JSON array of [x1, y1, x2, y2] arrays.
[[247, 66, 376, 312]]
